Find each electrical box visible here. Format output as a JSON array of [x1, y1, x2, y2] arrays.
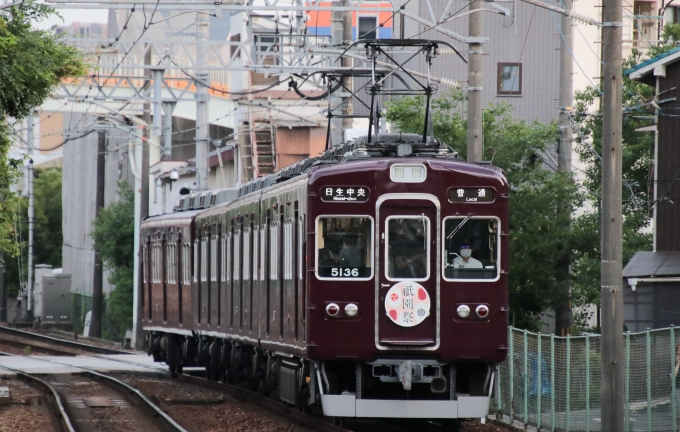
[[41, 274, 72, 324]]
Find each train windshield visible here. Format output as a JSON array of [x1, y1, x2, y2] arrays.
[[443, 217, 499, 280], [316, 217, 373, 279], [386, 217, 429, 281]]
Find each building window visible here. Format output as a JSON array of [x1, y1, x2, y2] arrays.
[[497, 63, 522, 95], [358, 16, 378, 40]]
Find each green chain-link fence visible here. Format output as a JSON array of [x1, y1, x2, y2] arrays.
[[493, 326, 680, 431], [71, 292, 120, 341]]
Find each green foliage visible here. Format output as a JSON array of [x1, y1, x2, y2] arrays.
[[568, 25, 680, 315], [387, 90, 583, 330], [34, 167, 62, 267], [0, 3, 85, 118], [91, 182, 135, 335], [4, 167, 62, 297], [0, 4, 84, 291]]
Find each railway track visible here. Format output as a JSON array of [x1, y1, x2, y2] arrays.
[[0, 330, 503, 432], [0, 353, 186, 432], [0, 325, 127, 355]]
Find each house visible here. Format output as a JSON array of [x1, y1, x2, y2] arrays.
[[623, 47, 680, 331]]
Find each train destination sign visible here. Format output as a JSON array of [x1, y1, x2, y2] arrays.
[[321, 186, 370, 202], [448, 187, 495, 203]]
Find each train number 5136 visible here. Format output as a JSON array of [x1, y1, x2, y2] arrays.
[[331, 268, 360, 277]]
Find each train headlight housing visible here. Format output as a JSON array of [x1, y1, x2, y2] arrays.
[[326, 303, 340, 317], [344, 303, 358, 317], [457, 305, 470, 318], [476, 305, 489, 318]]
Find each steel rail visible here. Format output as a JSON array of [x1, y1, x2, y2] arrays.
[[0, 350, 186, 432], [81, 370, 189, 432], [175, 374, 352, 432], [0, 362, 76, 432], [0, 325, 128, 355]]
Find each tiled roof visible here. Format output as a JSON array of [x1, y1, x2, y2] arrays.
[[624, 46, 680, 77], [622, 251, 680, 277]]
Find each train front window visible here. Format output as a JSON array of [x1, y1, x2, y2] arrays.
[[443, 217, 499, 281], [386, 217, 429, 281], [316, 217, 372, 279]]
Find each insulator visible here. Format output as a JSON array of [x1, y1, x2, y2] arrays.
[[436, 78, 461, 89], [567, 10, 599, 26]]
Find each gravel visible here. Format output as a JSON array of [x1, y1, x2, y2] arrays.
[[0, 377, 58, 432], [118, 375, 316, 432]]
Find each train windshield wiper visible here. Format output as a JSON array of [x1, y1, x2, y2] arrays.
[[446, 216, 470, 240]]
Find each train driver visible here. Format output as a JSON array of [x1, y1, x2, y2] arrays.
[[451, 240, 483, 269]]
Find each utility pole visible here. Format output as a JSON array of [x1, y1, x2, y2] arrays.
[[555, 0, 574, 336], [195, 11, 210, 191], [91, 118, 106, 338], [600, 0, 624, 427], [341, 0, 353, 132], [135, 46, 151, 349], [330, 5, 345, 145], [25, 114, 35, 321], [467, 0, 483, 163]]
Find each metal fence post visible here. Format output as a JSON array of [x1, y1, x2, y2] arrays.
[[672, 325, 677, 432], [566, 334, 571, 432], [510, 326, 515, 422], [586, 334, 590, 432], [625, 331, 630, 432], [537, 333, 542, 430], [647, 328, 652, 432], [671, 324, 678, 432], [551, 334, 555, 432], [524, 329, 528, 425]]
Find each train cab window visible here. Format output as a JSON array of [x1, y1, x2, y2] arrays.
[[316, 216, 373, 279], [443, 217, 500, 281], [386, 217, 429, 281]]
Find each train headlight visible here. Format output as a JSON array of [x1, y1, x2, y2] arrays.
[[457, 305, 470, 318], [326, 303, 340, 317], [476, 305, 489, 318], [344, 303, 358, 317]]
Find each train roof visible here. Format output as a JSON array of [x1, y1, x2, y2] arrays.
[[142, 209, 202, 228]]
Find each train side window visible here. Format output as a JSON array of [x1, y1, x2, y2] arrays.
[[386, 217, 429, 281], [211, 235, 218, 282], [221, 234, 228, 282], [193, 240, 199, 283], [443, 217, 500, 281], [316, 216, 373, 280], [234, 229, 241, 281], [284, 220, 292, 280], [253, 226, 259, 281], [166, 244, 175, 284], [260, 226, 266, 281], [183, 243, 191, 285], [201, 238, 208, 282], [298, 217, 304, 281], [243, 227, 251, 281], [143, 245, 148, 283], [270, 222, 278, 280]]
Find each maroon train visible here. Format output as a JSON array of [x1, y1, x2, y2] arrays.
[[141, 133, 508, 420]]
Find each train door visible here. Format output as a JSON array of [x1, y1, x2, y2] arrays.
[[376, 196, 439, 348]]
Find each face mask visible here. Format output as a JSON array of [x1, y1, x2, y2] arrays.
[[460, 249, 472, 258]]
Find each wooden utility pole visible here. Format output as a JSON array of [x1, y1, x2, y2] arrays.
[[600, 0, 624, 427], [467, 0, 483, 162]]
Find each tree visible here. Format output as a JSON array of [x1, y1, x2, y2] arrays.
[[0, 3, 84, 277], [568, 25, 680, 319], [387, 90, 584, 330], [4, 167, 63, 297], [91, 182, 134, 337]]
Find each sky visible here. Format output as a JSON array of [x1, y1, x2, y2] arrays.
[[35, 8, 107, 30]]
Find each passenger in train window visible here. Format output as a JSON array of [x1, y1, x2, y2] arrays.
[[451, 240, 483, 269], [339, 236, 362, 267], [389, 219, 427, 279]]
